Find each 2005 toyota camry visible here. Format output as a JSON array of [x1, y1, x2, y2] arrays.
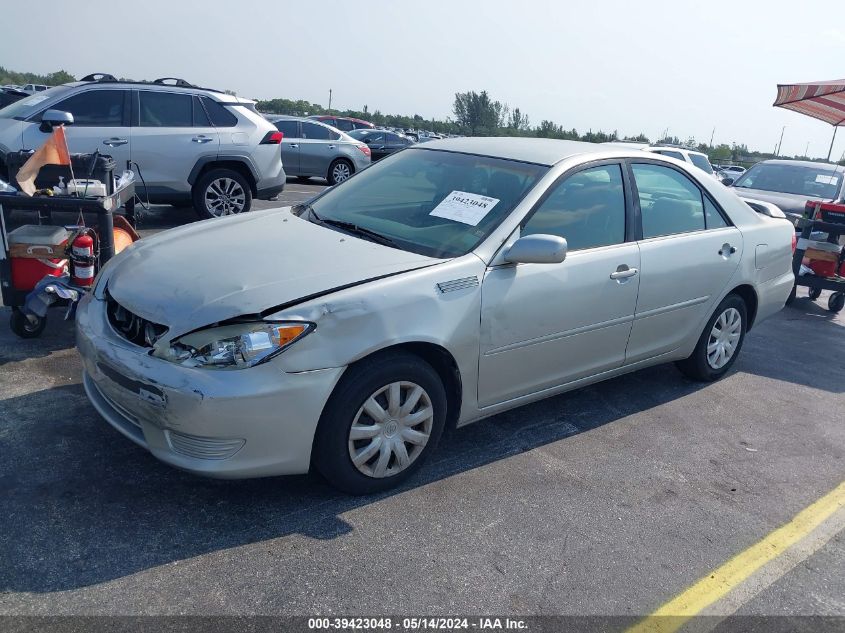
[[77, 137, 795, 494]]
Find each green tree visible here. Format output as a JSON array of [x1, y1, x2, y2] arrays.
[[453, 90, 505, 136]]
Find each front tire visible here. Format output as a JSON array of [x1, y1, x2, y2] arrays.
[[675, 294, 747, 382], [829, 292, 845, 313], [192, 168, 253, 219], [313, 352, 447, 495]]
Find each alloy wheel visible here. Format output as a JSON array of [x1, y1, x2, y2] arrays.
[[347, 381, 434, 479], [204, 177, 246, 216], [707, 307, 742, 369], [331, 162, 352, 183]]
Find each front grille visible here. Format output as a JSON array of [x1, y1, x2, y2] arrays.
[[106, 293, 168, 348]]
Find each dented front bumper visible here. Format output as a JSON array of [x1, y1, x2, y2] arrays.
[[75, 292, 345, 478]]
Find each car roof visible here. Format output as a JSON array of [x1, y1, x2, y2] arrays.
[[58, 80, 253, 105], [756, 159, 845, 172], [418, 137, 636, 166]]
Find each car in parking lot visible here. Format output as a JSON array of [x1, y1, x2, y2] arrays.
[[727, 159, 845, 215], [0, 74, 286, 218], [720, 164, 746, 179], [348, 128, 413, 160], [643, 145, 721, 180], [76, 137, 795, 494], [268, 115, 371, 184], [307, 115, 374, 132]]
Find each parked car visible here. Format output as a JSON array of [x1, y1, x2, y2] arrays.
[[348, 128, 413, 160], [21, 84, 49, 94], [642, 146, 721, 181], [728, 159, 845, 216], [720, 165, 747, 179], [307, 115, 374, 132], [0, 74, 286, 219], [0, 87, 28, 109], [77, 137, 794, 494], [268, 115, 371, 184]]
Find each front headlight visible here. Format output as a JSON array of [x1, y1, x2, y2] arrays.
[[154, 321, 314, 370]]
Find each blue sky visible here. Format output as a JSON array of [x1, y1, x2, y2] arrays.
[[2, 0, 844, 158]]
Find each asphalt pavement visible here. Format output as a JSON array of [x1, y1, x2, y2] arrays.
[[0, 179, 843, 621]]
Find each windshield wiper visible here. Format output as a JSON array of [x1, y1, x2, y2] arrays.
[[298, 204, 399, 248]]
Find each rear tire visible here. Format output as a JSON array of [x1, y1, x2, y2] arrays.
[[327, 159, 353, 186], [808, 287, 822, 301], [313, 351, 447, 495], [675, 294, 747, 382], [829, 292, 845, 313], [192, 168, 253, 219]]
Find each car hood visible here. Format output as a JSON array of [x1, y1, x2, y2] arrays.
[[731, 187, 828, 215], [104, 208, 440, 337]]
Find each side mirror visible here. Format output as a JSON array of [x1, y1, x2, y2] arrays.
[[363, 137, 373, 144], [722, 177, 734, 186], [504, 234, 568, 265], [39, 109, 73, 133]]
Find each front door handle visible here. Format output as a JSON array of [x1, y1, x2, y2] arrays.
[[326, 144, 336, 149], [102, 138, 128, 147], [718, 244, 737, 256], [288, 143, 299, 149], [610, 266, 639, 281], [192, 136, 214, 143]]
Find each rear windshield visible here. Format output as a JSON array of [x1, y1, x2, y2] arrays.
[[303, 147, 548, 258], [688, 153, 714, 174], [734, 163, 843, 199], [0, 85, 73, 119]]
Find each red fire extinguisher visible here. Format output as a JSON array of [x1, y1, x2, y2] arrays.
[[70, 229, 97, 287]]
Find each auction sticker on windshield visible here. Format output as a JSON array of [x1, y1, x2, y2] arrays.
[[430, 191, 500, 226]]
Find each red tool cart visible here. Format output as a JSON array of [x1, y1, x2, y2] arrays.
[[790, 201, 845, 313]]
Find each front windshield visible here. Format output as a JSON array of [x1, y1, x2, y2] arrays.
[[303, 147, 548, 258], [0, 85, 72, 120], [734, 163, 843, 199], [689, 153, 714, 174]]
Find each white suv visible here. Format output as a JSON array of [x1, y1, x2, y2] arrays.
[[642, 146, 722, 181], [0, 74, 286, 218]]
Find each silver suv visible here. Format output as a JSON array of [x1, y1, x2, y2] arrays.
[[0, 74, 286, 218]]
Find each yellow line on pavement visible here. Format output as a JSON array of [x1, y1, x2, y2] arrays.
[[627, 480, 845, 633]]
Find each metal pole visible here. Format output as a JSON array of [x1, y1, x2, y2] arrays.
[[710, 127, 715, 148], [826, 126, 838, 162], [328, 89, 332, 114], [776, 126, 785, 156]]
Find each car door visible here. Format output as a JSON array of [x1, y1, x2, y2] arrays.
[[478, 162, 640, 407], [363, 132, 389, 160], [384, 132, 410, 157], [273, 119, 301, 175], [130, 90, 220, 198], [625, 160, 743, 364], [22, 88, 131, 170], [299, 121, 338, 177]]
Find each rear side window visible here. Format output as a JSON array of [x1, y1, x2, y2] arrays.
[[50, 90, 125, 126], [201, 97, 238, 127], [333, 118, 354, 131], [689, 153, 714, 174], [704, 197, 728, 229], [139, 91, 192, 127], [522, 164, 626, 251], [633, 163, 706, 238], [274, 120, 300, 138], [192, 97, 211, 126], [658, 150, 685, 161], [302, 122, 331, 140]]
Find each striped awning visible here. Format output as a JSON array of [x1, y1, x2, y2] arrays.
[[774, 80, 845, 126]]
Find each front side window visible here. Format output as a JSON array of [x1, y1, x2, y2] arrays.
[[522, 164, 626, 250], [139, 91, 192, 127], [304, 148, 547, 258], [302, 122, 332, 140], [50, 90, 125, 126], [633, 163, 705, 238]]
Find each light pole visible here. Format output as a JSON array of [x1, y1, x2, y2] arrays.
[[710, 127, 715, 148], [328, 89, 332, 114], [804, 141, 810, 158], [776, 126, 785, 157]]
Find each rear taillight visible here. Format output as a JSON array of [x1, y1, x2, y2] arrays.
[[358, 144, 371, 157], [260, 131, 283, 144], [791, 233, 797, 253]]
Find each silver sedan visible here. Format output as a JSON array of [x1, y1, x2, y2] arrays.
[[76, 138, 795, 494]]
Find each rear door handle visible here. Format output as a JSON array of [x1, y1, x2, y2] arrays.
[[610, 266, 639, 280], [103, 138, 128, 147], [288, 143, 299, 149], [719, 244, 737, 256], [327, 144, 336, 149], [192, 136, 213, 143]]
